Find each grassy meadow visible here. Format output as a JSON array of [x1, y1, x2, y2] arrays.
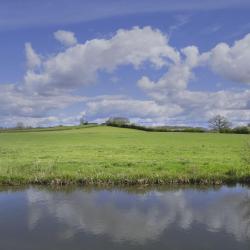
[[0, 126, 249, 185]]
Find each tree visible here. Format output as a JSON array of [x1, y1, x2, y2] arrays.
[[79, 117, 88, 125], [16, 122, 25, 129], [208, 115, 231, 132], [106, 117, 130, 126]]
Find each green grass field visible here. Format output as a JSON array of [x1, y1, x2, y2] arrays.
[[0, 126, 249, 185]]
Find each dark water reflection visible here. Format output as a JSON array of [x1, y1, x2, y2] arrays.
[[0, 185, 250, 250]]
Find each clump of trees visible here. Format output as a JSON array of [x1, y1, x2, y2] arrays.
[[106, 117, 130, 126], [231, 126, 250, 134]]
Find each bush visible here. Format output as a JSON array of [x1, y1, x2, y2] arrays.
[[182, 127, 206, 133], [232, 126, 250, 134], [219, 128, 233, 133]]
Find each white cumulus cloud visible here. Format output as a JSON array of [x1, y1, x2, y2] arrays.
[[208, 33, 250, 84], [54, 30, 78, 47], [25, 43, 41, 69], [0, 27, 250, 127], [25, 26, 179, 93]]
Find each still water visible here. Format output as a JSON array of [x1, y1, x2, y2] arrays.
[[0, 185, 250, 250]]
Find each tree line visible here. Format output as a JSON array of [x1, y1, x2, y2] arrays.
[[1, 115, 249, 134], [105, 115, 250, 134]]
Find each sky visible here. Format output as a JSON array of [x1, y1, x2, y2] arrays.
[[0, 0, 250, 127]]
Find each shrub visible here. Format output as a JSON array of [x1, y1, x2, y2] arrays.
[[232, 126, 250, 134]]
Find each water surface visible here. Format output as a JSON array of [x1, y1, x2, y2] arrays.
[[0, 185, 250, 250]]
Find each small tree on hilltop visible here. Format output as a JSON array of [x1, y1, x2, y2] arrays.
[[208, 115, 231, 132], [79, 117, 88, 126], [16, 122, 25, 129]]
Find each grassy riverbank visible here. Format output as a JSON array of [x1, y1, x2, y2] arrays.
[[0, 126, 249, 185]]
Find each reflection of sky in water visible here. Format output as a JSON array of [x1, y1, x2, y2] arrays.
[[24, 186, 250, 244]]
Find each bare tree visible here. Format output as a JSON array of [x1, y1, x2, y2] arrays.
[[208, 115, 231, 132]]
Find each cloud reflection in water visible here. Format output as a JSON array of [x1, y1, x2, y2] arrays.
[[26, 187, 250, 244]]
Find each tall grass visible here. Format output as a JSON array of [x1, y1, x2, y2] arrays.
[[242, 141, 250, 166]]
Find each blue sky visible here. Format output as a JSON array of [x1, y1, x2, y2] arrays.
[[0, 0, 250, 127]]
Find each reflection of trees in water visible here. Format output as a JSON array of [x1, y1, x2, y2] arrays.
[[26, 187, 250, 243]]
